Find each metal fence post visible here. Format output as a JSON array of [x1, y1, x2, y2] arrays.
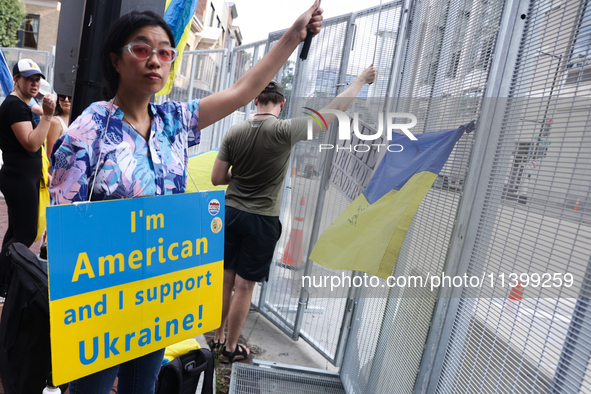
[[213, 48, 231, 147], [48, 46, 56, 88], [387, 0, 416, 100], [217, 48, 233, 146], [187, 53, 197, 102], [550, 256, 591, 393], [286, 42, 305, 120], [239, 41, 263, 122], [248, 42, 261, 121]]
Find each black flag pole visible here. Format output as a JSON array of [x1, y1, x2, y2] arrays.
[[299, 0, 322, 61]]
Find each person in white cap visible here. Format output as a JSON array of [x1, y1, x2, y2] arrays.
[[30, 79, 53, 123], [0, 59, 56, 297]]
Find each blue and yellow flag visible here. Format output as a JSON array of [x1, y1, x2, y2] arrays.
[[0, 49, 14, 96], [157, 0, 199, 97], [310, 121, 476, 278]]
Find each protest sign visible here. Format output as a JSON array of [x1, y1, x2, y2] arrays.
[[46, 191, 224, 384]]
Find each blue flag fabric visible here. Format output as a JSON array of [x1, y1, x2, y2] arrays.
[[164, 0, 199, 44], [157, 0, 199, 97], [365, 120, 476, 204], [309, 120, 476, 278], [0, 49, 14, 96]]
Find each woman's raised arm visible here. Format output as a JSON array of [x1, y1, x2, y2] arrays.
[[198, 1, 323, 130]]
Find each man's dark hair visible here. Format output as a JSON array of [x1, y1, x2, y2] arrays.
[[100, 11, 176, 99], [256, 91, 284, 106]]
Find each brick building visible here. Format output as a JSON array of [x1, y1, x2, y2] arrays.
[[17, 0, 60, 53]]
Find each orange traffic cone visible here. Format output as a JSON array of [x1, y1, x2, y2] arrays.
[[508, 282, 524, 301], [504, 281, 524, 320], [574, 198, 580, 211], [291, 157, 298, 177], [281, 197, 306, 270]]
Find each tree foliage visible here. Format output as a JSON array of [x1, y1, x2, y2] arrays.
[[0, 0, 26, 48]]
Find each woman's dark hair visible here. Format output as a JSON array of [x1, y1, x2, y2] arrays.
[[54, 100, 63, 116], [100, 10, 176, 99]]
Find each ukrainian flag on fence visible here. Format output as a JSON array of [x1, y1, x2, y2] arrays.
[[157, 0, 199, 97], [310, 121, 476, 279]]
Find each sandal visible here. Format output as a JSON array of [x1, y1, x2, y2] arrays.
[[208, 338, 226, 353], [220, 344, 250, 363]]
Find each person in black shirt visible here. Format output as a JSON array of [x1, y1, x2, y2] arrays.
[[0, 59, 55, 297]]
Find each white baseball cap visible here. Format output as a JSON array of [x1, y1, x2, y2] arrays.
[[38, 79, 52, 96], [12, 59, 46, 79]]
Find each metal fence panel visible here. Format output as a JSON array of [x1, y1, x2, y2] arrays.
[[291, 2, 405, 366], [428, 0, 591, 393], [348, 3, 402, 99], [148, 1, 591, 392], [229, 362, 345, 394], [256, 14, 356, 355], [338, 0, 506, 392]]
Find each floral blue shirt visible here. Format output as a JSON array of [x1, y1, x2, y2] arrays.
[[49, 100, 200, 204]]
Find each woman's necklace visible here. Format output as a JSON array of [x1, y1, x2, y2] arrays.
[[122, 116, 139, 132], [116, 95, 151, 135]]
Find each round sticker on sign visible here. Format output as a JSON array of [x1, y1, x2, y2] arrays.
[[208, 199, 220, 216], [211, 217, 223, 233]]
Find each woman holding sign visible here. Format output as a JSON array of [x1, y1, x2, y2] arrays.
[[49, 4, 323, 394]]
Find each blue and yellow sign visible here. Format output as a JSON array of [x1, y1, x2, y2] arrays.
[[46, 191, 224, 385]]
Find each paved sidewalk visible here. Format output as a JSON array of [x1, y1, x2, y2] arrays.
[[0, 198, 43, 256], [198, 310, 338, 370]]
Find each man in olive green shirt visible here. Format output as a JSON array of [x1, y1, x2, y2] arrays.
[[211, 67, 377, 363]]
